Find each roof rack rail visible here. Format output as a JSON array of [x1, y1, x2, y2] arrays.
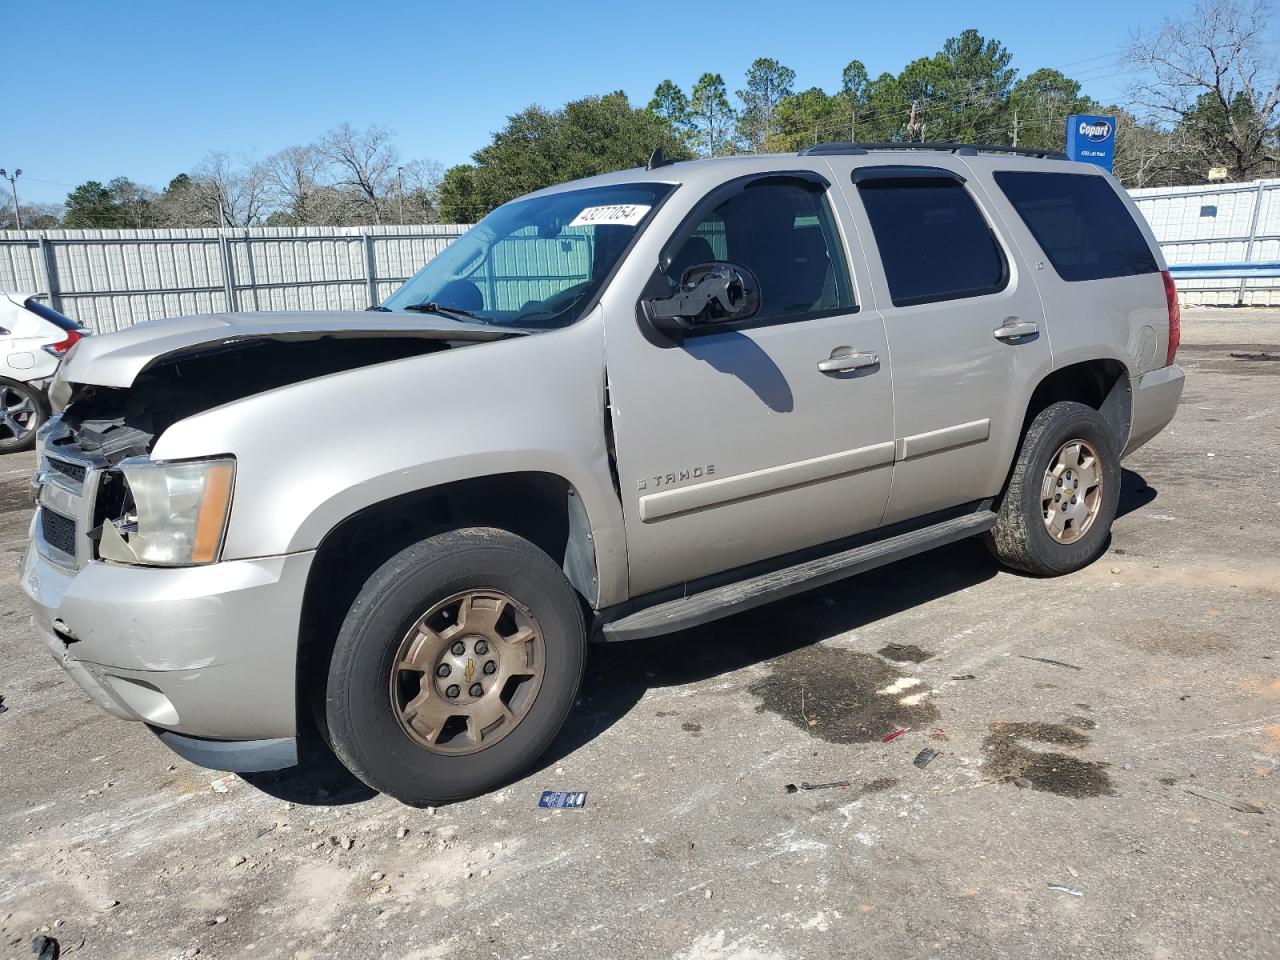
[[798, 141, 1069, 161]]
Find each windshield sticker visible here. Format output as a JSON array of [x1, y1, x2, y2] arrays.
[[568, 204, 652, 228]]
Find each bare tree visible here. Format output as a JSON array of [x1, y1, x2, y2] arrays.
[[261, 144, 335, 226], [1127, 0, 1280, 179], [319, 123, 401, 224]]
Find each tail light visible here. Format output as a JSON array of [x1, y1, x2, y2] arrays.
[[1161, 270, 1180, 366], [42, 328, 86, 358]]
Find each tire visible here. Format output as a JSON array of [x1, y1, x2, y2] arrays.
[[986, 401, 1121, 576], [0, 379, 46, 453], [325, 527, 587, 805]]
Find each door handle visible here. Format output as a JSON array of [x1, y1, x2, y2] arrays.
[[817, 349, 879, 374], [993, 318, 1039, 341]]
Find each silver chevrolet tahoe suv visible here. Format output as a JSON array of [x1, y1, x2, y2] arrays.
[[22, 144, 1184, 804]]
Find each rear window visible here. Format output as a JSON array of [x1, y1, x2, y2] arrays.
[[856, 176, 1007, 307], [993, 172, 1158, 282], [22, 297, 81, 331]]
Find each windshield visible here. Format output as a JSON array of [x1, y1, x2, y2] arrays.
[[381, 182, 674, 330]]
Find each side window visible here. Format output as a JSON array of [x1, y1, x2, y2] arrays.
[[665, 180, 855, 322], [994, 171, 1159, 282], [856, 175, 1007, 307]]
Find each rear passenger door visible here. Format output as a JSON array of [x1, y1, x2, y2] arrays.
[[841, 164, 1053, 523]]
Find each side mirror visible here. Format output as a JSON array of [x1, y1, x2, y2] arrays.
[[646, 261, 761, 333]]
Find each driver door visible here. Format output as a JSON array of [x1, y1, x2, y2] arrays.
[[604, 173, 896, 596]]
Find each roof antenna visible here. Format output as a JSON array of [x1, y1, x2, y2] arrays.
[[647, 147, 674, 170]]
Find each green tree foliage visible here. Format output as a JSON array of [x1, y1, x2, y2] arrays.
[[648, 79, 693, 141], [767, 88, 846, 151], [690, 73, 737, 157], [1007, 69, 1097, 150], [736, 58, 796, 151], [437, 92, 693, 222], [63, 181, 121, 227]]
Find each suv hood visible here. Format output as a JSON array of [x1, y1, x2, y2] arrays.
[[59, 310, 512, 389]]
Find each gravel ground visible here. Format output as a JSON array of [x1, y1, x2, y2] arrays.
[[1, 307, 1277, 960]]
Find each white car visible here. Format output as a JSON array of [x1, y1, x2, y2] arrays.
[[0, 291, 89, 452]]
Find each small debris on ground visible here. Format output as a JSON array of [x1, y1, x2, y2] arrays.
[[1018, 655, 1082, 671], [949, 674, 976, 681], [210, 774, 237, 794], [913, 748, 940, 769], [0, 694, 7, 715], [1183, 786, 1264, 815], [396, 827, 410, 839], [538, 790, 587, 809], [785, 780, 850, 793], [31, 935, 59, 960], [881, 726, 908, 743], [1047, 883, 1083, 896], [1014, 777, 1033, 789]]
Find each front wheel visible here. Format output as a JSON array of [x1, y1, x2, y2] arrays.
[[325, 527, 587, 805], [986, 401, 1121, 576]]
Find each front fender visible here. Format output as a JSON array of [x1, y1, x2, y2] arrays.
[[150, 314, 628, 605]]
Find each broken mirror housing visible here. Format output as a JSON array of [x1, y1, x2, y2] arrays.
[[99, 456, 236, 567]]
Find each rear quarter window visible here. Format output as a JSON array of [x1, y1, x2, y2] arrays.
[[993, 171, 1159, 282]]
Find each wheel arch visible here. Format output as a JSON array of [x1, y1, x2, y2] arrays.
[[295, 471, 601, 738], [1022, 358, 1131, 453]]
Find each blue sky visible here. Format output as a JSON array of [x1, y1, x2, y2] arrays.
[[6, 0, 1186, 205]]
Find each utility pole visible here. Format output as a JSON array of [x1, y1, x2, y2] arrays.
[[850, 104, 857, 142], [0, 168, 22, 229], [1011, 109, 1019, 147], [397, 166, 405, 225], [906, 101, 921, 142]]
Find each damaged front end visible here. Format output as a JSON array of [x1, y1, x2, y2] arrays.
[[38, 313, 514, 571]]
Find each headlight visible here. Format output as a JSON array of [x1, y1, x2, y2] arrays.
[[98, 457, 236, 566]]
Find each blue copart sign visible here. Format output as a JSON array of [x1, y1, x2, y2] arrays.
[[538, 790, 587, 809], [1065, 115, 1116, 171]]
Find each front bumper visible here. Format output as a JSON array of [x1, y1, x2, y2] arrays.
[[21, 541, 315, 768], [1124, 363, 1185, 457]]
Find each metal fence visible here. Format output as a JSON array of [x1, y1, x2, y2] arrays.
[[0, 224, 470, 332], [1129, 177, 1280, 307], [2, 178, 1279, 331]]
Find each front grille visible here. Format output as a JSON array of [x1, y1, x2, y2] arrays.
[[47, 457, 88, 484], [40, 508, 78, 557]]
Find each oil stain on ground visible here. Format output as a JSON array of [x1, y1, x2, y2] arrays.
[[748, 646, 939, 743], [982, 721, 1115, 798], [877, 643, 934, 663]]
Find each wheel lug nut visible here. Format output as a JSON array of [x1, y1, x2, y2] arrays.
[[436, 664, 451, 678], [483, 660, 496, 675], [446, 684, 460, 699], [469, 683, 484, 697], [451, 641, 465, 656], [474, 640, 488, 655]]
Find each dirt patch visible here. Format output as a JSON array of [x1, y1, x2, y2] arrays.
[[981, 721, 1115, 798], [680, 722, 702, 736], [876, 643, 934, 663], [747, 646, 939, 744]]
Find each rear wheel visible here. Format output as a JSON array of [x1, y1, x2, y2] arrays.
[[986, 401, 1121, 576], [0, 379, 45, 453], [325, 527, 587, 805]]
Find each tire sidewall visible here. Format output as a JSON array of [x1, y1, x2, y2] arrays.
[[326, 529, 585, 805], [1017, 403, 1121, 573]]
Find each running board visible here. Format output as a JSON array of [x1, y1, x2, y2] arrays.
[[601, 511, 996, 642]]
